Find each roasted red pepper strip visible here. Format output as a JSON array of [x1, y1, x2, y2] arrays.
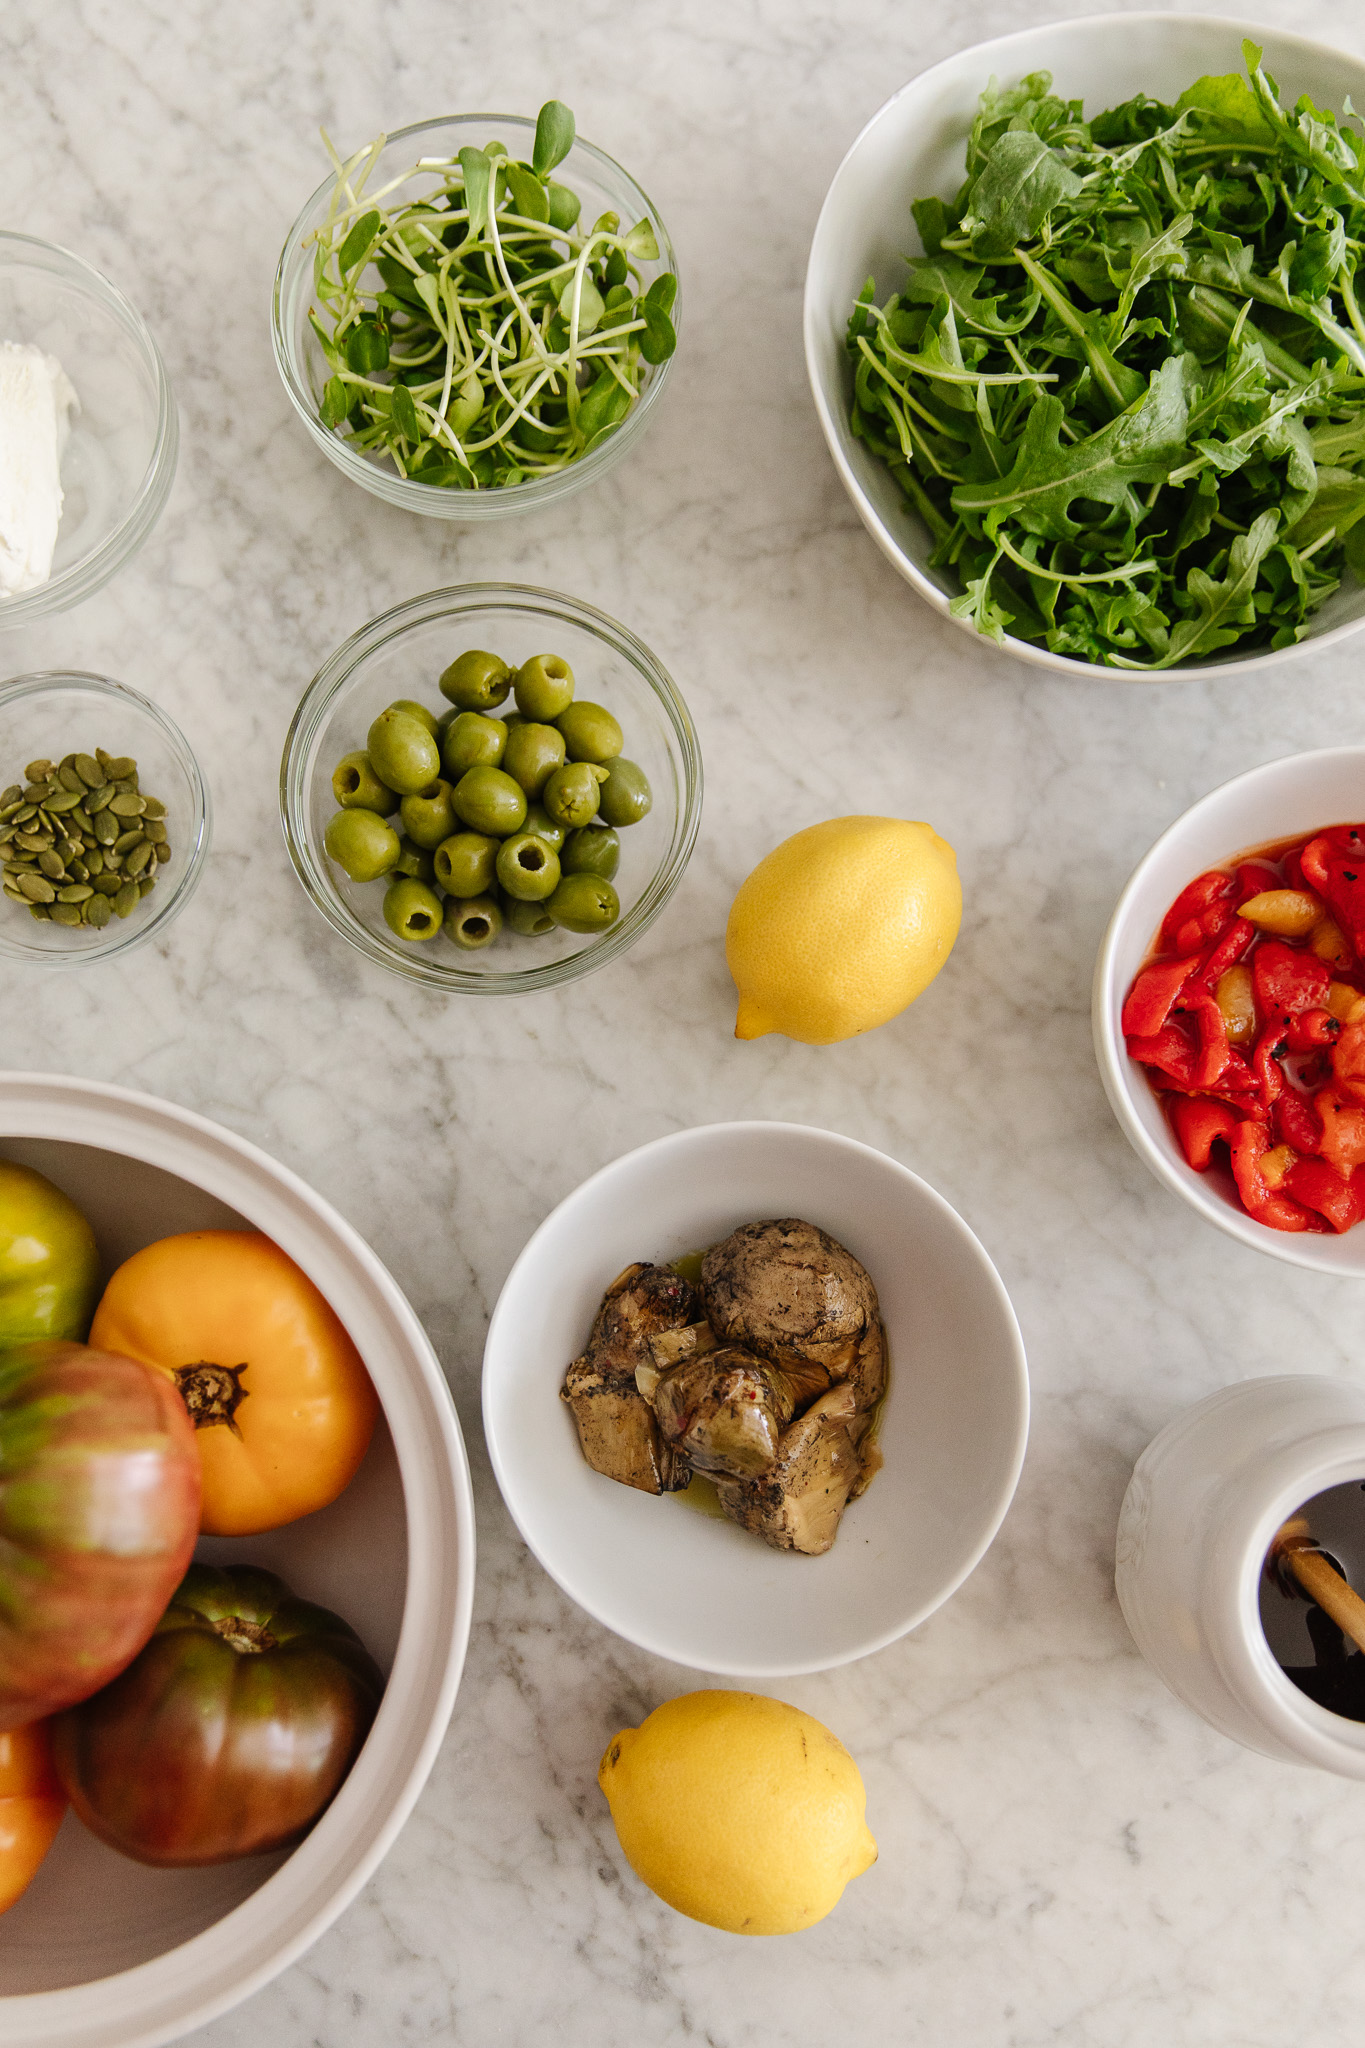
[[1121, 957, 1198, 1038], [1126, 1024, 1202, 1088], [1274, 1089, 1322, 1155], [1172, 902, 1236, 957], [1332, 1019, 1365, 1106], [1252, 940, 1330, 1023], [1169, 1097, 1240, 1171], [1236, 861, 1282, 901], [1285, 1007, 1339, 1053], [1283, 1157, 1365, 1233], [1181, 993, 1231, 1088], [1191, 917, 1255, 992], [1160, 870, 1234, 950], [1301, 828, 1365, 958], [1228, 1123, 1315, 1231]]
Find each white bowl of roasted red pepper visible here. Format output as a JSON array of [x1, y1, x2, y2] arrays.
[[1094, 748, 1365, 1271], [0, 1073, 474, 2045]]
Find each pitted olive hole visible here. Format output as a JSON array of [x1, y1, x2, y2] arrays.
[[465, 917, 490, 939], [211, 1614, 278, 1655], [173, 1360, 249, 1436], [410, 912, 433, 932], [518, 847, 544, 871], [338, 767, 360, 795]]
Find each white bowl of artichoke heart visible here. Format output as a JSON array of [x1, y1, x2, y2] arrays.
[[482, 1121, 1029, 1676]]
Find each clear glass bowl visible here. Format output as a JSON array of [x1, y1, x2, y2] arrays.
[[0, 672, 210, 967], [281, 584, 701, 992], [0, 234, 177, 625], [271, 115, 678, 521]]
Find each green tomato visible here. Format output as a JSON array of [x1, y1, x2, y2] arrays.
[[0, 1161, 100, 1348]]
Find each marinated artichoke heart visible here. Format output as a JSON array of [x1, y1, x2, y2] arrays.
[[649, 1345, 798, 1479], [714, 1382, 861, 1555], [701, 1218, 885, 1412], [560, 1262, 695, 1494]]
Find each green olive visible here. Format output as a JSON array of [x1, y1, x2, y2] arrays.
[[504, 896, 557, 936], [331, 751, 397, 814], [522, 802, 566, 852], [385, 698, 441, 738], [556, 700, 623, 764], [597, 757, 652, 828], [547, 873, 620, 933], [561, 824, 620, 880], [442, 711, 507, 778], [514, 653, 575, 721], [393, 836, 437, 882], [399, 779, 458, 850], [452, 766, 527, 837], [439, 649, 512, 711], [503, 712, 526, 730], [384, 877, 444, 941], [324, 808, 401, 882], [434, 830, 498, 897], [496, 832, 561, 902], [543, 760, 608, 830], [444, 893, 502, 949], [367, 708, 441, 795], [502, 721, 566, 800]]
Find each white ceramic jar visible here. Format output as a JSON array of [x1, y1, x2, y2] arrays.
[[1117, 1376, 1365, 1776]]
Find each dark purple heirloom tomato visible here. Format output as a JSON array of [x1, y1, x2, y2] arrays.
[[53, 1563, 384, 1865]]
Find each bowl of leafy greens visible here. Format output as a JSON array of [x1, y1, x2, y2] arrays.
[[805, 16, 1365, 676], [273, 102, 678, 519]]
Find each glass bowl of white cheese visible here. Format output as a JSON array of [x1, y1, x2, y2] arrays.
[[0, 233, 177, 624]]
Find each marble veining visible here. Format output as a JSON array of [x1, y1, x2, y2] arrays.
[[5, 0, 1365, 2040]]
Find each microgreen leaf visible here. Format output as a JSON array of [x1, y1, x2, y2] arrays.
[[338, 209, 381, 273], [391, 383, 421, 442], [458, 147, 492, 237], [505, 162, 550, 222], [532, 100, 576, 179], [344, 318, 389, 374], [640, 300, 676, 363], [557, 269, 604, 335], [646, 273, 678, 316], [624, 218, 660, 261], [546, 181, 581, 231], [320, 376, 350, 429]]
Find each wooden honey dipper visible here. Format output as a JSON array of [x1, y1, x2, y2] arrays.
[[1270, 1516, 1365, 1656]]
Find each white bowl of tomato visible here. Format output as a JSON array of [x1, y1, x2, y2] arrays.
[[1094, 748, 1365, 1272], [0, 1074, 474, 2044]]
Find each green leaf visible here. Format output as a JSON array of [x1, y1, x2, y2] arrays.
[[447, 372, 483, 438], [624, 218, 660, 261], [320, 376, 351, 429], [1174, 71, 1276, 143], [646, 273, 678, 316], [1289, 214, 1347, 300], [344, 318, 389, 374], [532, 100, 576, 179], [577, 368, 631, 441], [505, 163, 550, 222], [904, 255, 1039, 336], [1283, 467, 1365, 551], [953, 355, 1190, 541], [546, 181, 581, 231], [557, 269, 604, 336], [391, 383, 421, 442], [640, 300, 676, 364], [338, 208, 381, 273], [912, 197, 951, 257], [1129, 511, 1281, 668], [1242, 41, 1365, 203], [459, 146, 493, 237], [962, 130, 1083, 260]]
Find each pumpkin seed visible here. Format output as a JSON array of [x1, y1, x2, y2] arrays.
[[37, 851, 66, 879], [83, 893, 111, 928], [57, 763, 84, 793], [104, 757, 136, 781], [92, 811, 118, 847], [57, 883, 93, 902], [138, 876, 156, 896], [153, 840, 171, 863], [144, 819, 167, 844], [125, 841, 153, 877], [48, 901, 83, 927], [68, 858, 89, 883], [27, 904, 49, 921], [110, 793, 146, 818], [12, 804, 36, 824], [23, 760, 53, 783], [93, 874, 121, 897], [73, 754, 103, 787], [113, 881, 139, 917], [43, 789, 83, 814], [86, 782, 116, 813], [113, 829, 143, 856], [18, 873, 54, 903]]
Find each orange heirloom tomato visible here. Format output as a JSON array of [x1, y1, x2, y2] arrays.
[[0, 1721, 65, 1914], [90, 1231, 379, 1537]]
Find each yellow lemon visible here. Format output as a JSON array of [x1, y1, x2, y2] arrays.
[[726, 814, 962, 1044], [597, 1689, 877, 1935]]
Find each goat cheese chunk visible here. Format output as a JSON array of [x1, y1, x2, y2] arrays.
[[0, 341, 78, 596]]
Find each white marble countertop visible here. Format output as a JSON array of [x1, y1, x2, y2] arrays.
[[7, 0, 1365, 2040]]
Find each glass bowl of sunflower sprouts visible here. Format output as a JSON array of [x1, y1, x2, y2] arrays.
[[272, 101, 679, 520]]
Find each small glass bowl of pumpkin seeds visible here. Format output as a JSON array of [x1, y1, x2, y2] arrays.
[[0, 671, 210, 966]]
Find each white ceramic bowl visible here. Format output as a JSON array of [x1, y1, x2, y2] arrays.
[[804, 14, 1365, 680], [0, 1073, 475, 2048], [1093, 747, 1365, 1276], [483, 1122, 1028, 1676], [1117, 1374, 1365, 1777]]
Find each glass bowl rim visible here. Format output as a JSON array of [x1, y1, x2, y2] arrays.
[[0, 668, 212, 968], [270, 114, 679, 518], [280, 581, 703, 993], [0, 231, 178, 624]]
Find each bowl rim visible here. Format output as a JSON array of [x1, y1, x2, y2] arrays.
[[270, 112, 679, 520], [0, 670, 212, 969], [279, 580, 703, 993], [802, 11, 1365, 682], [1092, 744, 1365, 1273], [0, 1070, 476, 2045], [0, 231, 178, 625], [482, 1118, 1031, 1676]]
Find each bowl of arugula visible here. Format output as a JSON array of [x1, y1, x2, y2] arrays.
[[805, 17, 1365, 676]]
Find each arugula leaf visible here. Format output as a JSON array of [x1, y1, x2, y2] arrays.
[[905, 255, 1039, 336], [1127, 510, 1280, 667], [963, 131, 1083, 260]]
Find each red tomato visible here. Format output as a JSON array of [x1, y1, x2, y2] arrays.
[[0, 1721, 65, 1913], [0, 1342, 200, 1729]]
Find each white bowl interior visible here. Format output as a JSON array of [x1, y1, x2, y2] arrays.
[[804, 14, 1365, 679], [0, 1077, 473, 2048], [1094, 747, 1365, 1275], [484, 1122, 1028, 1676]]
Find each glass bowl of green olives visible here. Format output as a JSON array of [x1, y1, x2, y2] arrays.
[[280, 583, 701, 992]]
